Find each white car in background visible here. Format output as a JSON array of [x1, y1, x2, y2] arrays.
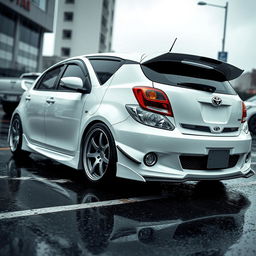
[[245, 95, 256, 134], [8, 52, 254, 183]]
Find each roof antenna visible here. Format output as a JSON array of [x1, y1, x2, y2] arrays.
[[169, 37, 177, 52]]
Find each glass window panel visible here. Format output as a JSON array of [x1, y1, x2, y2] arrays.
[[37, 66, 64, 90]]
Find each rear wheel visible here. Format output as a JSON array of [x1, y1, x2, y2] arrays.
[[9, 115, 30, 157], [82, 123, 117, 183], [248, 115, 256, 135]]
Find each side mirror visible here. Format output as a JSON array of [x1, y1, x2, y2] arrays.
[[60, 77, 89, 93]]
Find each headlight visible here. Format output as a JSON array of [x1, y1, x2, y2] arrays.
[[126, 105, 175, 130], [246, 105, 252, 110]]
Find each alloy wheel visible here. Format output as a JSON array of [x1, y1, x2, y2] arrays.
[[10, 118, 21, 152], [84, 128, 110, 181]]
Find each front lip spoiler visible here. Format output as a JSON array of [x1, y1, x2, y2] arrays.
[[144, 169, 255, 183]]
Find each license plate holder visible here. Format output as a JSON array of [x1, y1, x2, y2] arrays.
[[207, 150, 230, 169]]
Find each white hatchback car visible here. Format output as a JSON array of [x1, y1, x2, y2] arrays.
[[9, 52, 254, 183]]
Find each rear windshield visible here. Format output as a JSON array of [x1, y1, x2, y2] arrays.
[[141, 62, 237, 95]]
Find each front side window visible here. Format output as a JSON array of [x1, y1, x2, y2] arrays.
[[89, 59, 122, 85], [58, 64, 87, 91], [36, 66, 63, 90]]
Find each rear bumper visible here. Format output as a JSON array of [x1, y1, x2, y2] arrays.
[[113, 117, 253, 182], [0, 94, 21, 104]]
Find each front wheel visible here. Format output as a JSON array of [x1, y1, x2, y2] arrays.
[[9, 115, 30, 157], [82, 123, 117, 183]]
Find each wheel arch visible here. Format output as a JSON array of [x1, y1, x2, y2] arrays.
[[77, 119, 117, 169]]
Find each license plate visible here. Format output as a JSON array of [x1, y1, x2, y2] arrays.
[[207, 150, 230, 169], [5, 95, 17, 102]]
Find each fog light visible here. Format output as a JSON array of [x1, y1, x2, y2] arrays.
[[245, 153, 251, 163], [144, 152, 157, 166]]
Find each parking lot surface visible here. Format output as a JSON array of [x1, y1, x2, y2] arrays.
[[0, 107, 256, 256]]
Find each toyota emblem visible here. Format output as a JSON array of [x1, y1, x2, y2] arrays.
[[212, 96, 222, 106]]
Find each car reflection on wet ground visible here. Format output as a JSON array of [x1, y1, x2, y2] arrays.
[[0, 107, 256, 256]]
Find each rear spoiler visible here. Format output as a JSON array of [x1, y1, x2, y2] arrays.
[[141, 53, 243, 81]]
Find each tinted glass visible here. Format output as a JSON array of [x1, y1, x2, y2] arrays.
[[58, 64, 86, 91], [89, 59, 122, 85], [36, 67, 63, 90], [62, 64, 85, 79], [141, 64, 237, 95]]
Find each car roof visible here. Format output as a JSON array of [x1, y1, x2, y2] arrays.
[[84, 52, 146, 62]]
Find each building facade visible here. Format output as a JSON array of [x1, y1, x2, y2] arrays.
[[0, 0, 55, 77], [54, 0, 115, 58]]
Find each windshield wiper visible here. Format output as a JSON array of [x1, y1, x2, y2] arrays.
[[177, 83, 216, 93]]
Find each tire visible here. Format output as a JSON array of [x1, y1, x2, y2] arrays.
[[248, 115, 256, 135], [9, 115, 30, 158], [82, 123, 117, 183]]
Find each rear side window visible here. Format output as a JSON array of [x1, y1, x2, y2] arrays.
[[35, 66, 63, 91], [141, 62, 237, 95], [89, 59, 122, 85]]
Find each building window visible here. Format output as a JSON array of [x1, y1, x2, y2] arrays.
[[65, 0, 75, 4], [64, 12, 73, 21], [62, 30, 72, 39], [32, 0, 46, 11], [61, 47, 70, 57]]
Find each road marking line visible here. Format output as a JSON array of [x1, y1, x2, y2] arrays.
[[0, 176, 72, 183], [0, 195, 162, 220], [0, 147, 10, 151]]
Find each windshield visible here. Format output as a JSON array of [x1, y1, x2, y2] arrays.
[[141, 64, 237, 95]]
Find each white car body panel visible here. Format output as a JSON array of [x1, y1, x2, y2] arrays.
[[9, 52, 254, 182]]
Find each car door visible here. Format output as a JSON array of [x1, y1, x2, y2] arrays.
[[44, 61, 90, 155], [23, 66, 64, 146]]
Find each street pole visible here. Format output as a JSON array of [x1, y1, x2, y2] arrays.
[[222, 2, 228, 52], [198, 1, 229, 62]]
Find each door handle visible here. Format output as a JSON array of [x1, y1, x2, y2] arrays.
[[25, 95, 31, 101], [46, 97, 55, 104]]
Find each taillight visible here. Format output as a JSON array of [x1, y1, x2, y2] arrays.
[[241, 101, 247, 123], [132, 87, 173, 116]]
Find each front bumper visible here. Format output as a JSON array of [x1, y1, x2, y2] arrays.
[[113, 117, 253, 182]]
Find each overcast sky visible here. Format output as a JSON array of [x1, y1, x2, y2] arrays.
[[43, 0, 256, 72]]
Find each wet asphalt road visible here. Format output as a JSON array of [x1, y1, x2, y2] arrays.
[[0, 107, 256, 256]]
